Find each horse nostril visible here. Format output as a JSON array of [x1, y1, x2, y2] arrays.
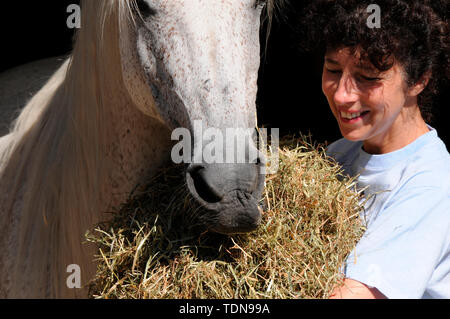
[[187, 165, 223, 203]]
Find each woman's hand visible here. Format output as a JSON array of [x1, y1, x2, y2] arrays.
[[329, 278, 387, 299]]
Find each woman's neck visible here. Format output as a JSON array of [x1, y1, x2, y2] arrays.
[[363, 105, 430, 155]]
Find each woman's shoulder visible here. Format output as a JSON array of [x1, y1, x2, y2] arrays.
[[405, 131, 450, 189]]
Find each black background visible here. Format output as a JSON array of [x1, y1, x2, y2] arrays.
[[0, 1, 448, 147]]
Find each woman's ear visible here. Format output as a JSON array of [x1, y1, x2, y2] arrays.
[[408, 71, 432, 97]]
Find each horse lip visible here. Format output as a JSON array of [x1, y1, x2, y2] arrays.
[[209, 223, 259, 235], [206, 197, 262, 235], [186, 183, 262, 234], [185, 171, 260, 210]]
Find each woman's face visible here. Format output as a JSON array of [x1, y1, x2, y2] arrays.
[[322, 47, 426, 154]]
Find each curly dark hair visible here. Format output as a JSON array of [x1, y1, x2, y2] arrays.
[[298, 0, 449, 123]]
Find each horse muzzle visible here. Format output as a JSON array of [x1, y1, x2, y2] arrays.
[[186, 160, 265, 234]]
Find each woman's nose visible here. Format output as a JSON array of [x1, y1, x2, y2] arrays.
[[333, 75, 359, 106]]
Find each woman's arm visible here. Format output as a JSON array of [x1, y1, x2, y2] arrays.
[[329, 278, 387, 299]]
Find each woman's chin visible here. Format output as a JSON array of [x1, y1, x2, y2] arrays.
[[339, 128, 366, 142]]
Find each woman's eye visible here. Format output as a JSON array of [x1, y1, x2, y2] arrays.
[[359, 75, 382, 82], [326, 68, 341, 75]]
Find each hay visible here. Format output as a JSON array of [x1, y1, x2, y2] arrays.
[[86, 135, 365, 299]]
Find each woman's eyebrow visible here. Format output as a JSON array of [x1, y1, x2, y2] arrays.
[[324, 58, 340, 65], [325, 57, 379, 73], [355, 62, 378, 72]]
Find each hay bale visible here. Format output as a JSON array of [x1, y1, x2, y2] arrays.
[[86, 135, 365, 299]]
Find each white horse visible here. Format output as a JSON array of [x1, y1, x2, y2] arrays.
[[0, 0, 281, 298]]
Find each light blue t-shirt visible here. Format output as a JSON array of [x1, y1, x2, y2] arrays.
[[326, 128, 450, 299]]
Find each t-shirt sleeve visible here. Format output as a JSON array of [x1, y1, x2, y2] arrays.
[[343, 186, 450, 299]]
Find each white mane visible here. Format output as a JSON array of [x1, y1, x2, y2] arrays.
[[0, 0, 134, 298]]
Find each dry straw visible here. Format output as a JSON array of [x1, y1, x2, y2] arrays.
[[87, 135, 365, 299]]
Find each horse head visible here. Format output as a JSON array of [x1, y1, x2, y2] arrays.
[[120, 0, 268, 234]]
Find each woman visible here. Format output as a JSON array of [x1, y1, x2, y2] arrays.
[[300, 0, 449, 298]]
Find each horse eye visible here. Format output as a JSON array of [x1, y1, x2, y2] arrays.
[[254, 0, 268, 9], [135, 0, 157, 17]]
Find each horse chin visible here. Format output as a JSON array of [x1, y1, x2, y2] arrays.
[[204, 190, 262, 235]]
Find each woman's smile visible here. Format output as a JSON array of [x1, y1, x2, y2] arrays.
[[339, 109, 370, 123]]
